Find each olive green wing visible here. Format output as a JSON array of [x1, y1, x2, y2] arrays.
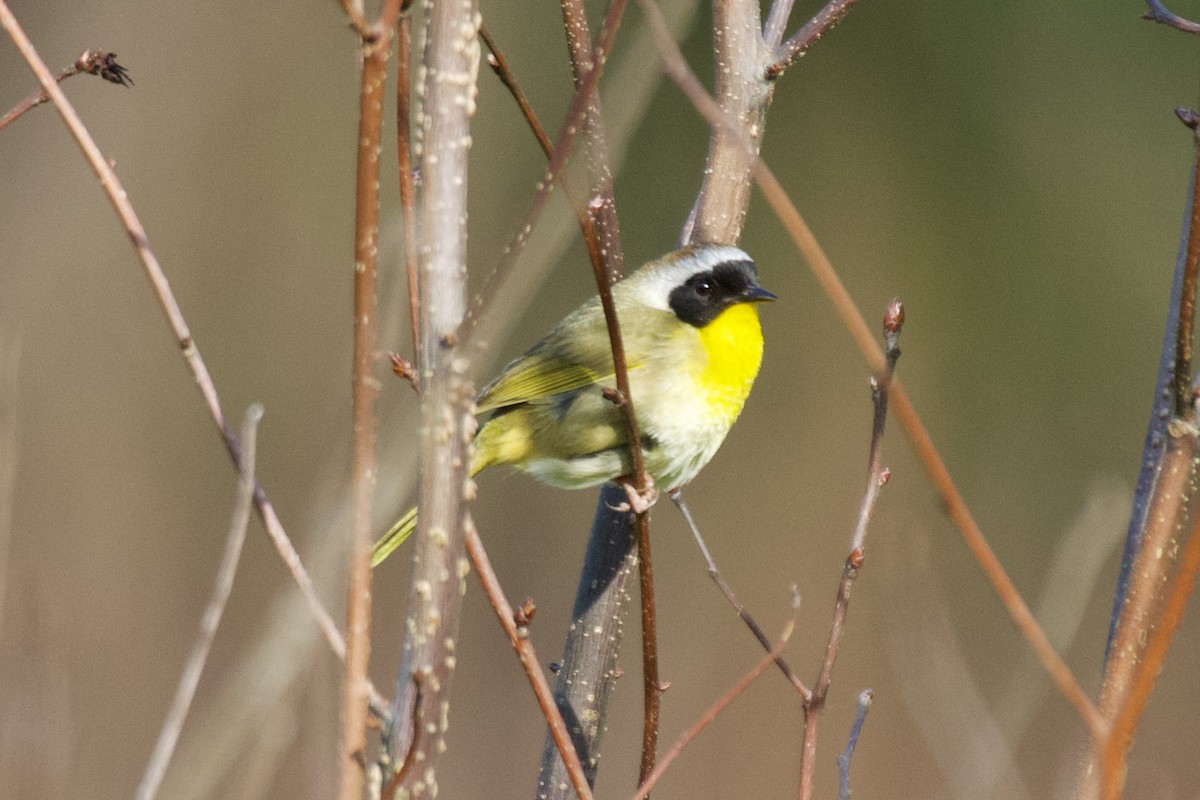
[[475, 349, 609, 413]]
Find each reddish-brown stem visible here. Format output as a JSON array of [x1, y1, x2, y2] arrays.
[[1174, 130, 1200, 417], [629, 616, 795, 800], [637, 0, 1104, 737], [463, 518, 595, 800], [341, 3, 403, 798]]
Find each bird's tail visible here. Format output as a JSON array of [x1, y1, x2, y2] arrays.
[[370, 505, 418, 568]]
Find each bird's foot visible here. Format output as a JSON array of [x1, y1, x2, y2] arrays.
[[611, 475, 658, 515]]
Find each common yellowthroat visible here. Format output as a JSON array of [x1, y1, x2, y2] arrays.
[[372, 243, 775, 566]]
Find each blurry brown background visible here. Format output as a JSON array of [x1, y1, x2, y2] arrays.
[[2, 1, 1199, 798]]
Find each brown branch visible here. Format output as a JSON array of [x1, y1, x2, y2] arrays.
[[464, 517, 595, 800], [670, 489, 810, 698], [636, 0, 1105, 738], [629, 613, 796, 800], [334, 0, 374, 39], [0, 0, 391, 719], [135, 405, 263, 800], [0, 49, 130, 133], [341, 2, 404, 797], [764, 0, 860, 80]]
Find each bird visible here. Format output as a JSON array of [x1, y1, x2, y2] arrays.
[[372, 243, 775, 566]]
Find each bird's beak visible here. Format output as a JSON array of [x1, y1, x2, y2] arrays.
[[743, 285, 778, 303]]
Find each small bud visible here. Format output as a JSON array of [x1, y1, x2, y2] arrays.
[[884, 299, 905, 333]]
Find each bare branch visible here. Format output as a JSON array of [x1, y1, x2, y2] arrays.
[[341, 2, 405, 797], [135, 405, 263, 800], [387, 0, 480, 794]]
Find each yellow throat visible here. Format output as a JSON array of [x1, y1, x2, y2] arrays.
[[695, 302, 765, 423]]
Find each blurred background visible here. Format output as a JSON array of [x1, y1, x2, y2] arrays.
[[2, 1, 1199, 798]]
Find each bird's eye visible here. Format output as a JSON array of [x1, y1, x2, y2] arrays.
[[694, 279, 714, 298]]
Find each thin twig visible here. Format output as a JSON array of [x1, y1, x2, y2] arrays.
[[0, 0, 393, 718], [765, 0, 860, 80], [341, 2, 404, 797], [464, 516, 595, 800], [629, 613, 797, 800], [0, 49, 130, 132], [836, 689, 873, 800], [135, 405, 263, 800], [670, 488, 809, 698], [1143, 0, 1200, 34], [798, 302, 901, 800], [635, 0, 1106, 738]]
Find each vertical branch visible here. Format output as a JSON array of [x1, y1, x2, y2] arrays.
[[397, 11, 422, 361], [684, 0, 767, 246], [387, 0, 480, 795], [342, 6, 403, 800]]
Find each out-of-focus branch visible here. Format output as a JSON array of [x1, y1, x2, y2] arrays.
[[0, 0, 387, 715], [396, 13, 421, 364], [341, 2, 404, 798], [0, 49, 130, 132], [135, 405, 263, 800], [386, 0, 480, 795]]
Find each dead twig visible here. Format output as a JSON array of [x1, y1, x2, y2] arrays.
[[1143, 0, 1200, 34], [765, 0, 860, 80], [836, 689, 873, 800]]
